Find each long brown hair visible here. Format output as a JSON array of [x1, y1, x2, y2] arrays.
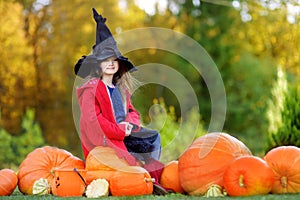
[[83, 64, 102, 83], [114, 62, 140, 100]]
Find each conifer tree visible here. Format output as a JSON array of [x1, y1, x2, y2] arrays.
[[266, 68, 300, 151]]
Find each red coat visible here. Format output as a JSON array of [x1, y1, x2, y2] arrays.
[[76, 78, 140, 165]]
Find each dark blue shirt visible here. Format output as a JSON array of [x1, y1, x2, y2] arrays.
[[107, 85, 126, 123]]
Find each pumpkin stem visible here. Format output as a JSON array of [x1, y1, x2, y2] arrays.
[[280, 176, 287, 188], [144, 178, 155, 183], [50, 168, 55, 176], [239, 175, 245, 187]]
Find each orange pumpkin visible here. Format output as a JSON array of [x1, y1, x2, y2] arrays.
[[85, 146, 129, 185], [51, 168, 87, 197], [160, 160, 184, 193], [18, 146, 85, 195], [223, 155, 274, 196], [110, 166, 153, 196], [0, 169, 18, 196], [178, 132, 252, 195], [264, 146, 300, 194]]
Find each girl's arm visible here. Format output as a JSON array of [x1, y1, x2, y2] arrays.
[[81, 88, 126, 141], [125, 91, 141, 128]]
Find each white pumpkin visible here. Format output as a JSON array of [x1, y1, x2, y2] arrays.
[[85, 178, 109, 198], [32, 178, 51, 195]]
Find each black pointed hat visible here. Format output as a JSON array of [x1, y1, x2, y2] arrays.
[[92, 8, 136, 71], [74, 8, 136, 78]]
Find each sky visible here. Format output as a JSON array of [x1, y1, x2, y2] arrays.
[[134, 0, 168, 15]]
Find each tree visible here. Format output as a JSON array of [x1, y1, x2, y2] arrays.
[[0, 109, 45, 168], [266, 73, 300, 151], [0, 0, 147, 156], [240, 0, 300, 80], [0, 1, 35, 134], [140, 0, 277, 154]]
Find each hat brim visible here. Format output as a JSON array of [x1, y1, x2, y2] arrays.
[[117, 56, 137, 72], [74, 55, 99, 78]]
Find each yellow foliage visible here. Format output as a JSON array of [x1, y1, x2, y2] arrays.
[[0, 1, 35, 133]]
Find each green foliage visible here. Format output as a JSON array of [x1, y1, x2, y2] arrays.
[[225, 53, 276, 154], [146, 98, 205, 163], [0, 109, 45, 168], [266, 67, 288, 146], [0, 129, 15, 168], [266, 84, 300, 151]]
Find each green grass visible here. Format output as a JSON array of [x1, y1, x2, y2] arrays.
[[2, 188, 300, 200]]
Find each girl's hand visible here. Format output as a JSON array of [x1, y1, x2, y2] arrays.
[[125, 123, 133, 136], [119, 122, 133, 136]]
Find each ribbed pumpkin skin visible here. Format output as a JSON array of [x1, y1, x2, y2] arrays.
[[160, 160, 184, 193], [264, 146, 300, 194], [223, 156, 274, 196], [110, 166, 153, 196], [178, 132, 252, 195], [85, 146, 129, 185], [85, 146, 129, 170], [0, 169, 18, 196], [17, 146, 85, 195]]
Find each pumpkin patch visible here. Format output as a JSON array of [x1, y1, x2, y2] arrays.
[[223, 155, 274, 196], [9, 135, 300, 197]]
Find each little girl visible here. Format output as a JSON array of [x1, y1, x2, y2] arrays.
[[74, 8, 168, 194]]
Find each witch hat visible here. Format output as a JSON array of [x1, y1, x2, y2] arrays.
[[74, 8, 136, 78], [92, 8, 136, 71]]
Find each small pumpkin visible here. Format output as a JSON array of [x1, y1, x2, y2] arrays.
[[110, 166, 154, 196], [178, 132, 252, 195], [18, 146, 85, 195], [85, 146, 129, 185], [204, 184, 225, 197], [264, 146, 300, 194], [223, 155, 274, 196], [32, 178, 50, 195], [0, 169, 18, 196], [86, 178, 109, 198], [160, 160, 184, 193]]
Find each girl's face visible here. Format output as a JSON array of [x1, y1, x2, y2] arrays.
[[100, 57, 119, 76]]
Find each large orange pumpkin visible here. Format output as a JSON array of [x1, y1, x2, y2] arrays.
[[178, 132, 252, 195], [18, 146, 85, 195], [85, 146, 129, 185], [110, 166, 153, 196], [160, 160, 184, 193], [264, 146, 300, 194], [0, 169, 18, 196], [223, 155, 274, 196]]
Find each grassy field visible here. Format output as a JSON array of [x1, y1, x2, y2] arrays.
[[3, 188, 300, 200]]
